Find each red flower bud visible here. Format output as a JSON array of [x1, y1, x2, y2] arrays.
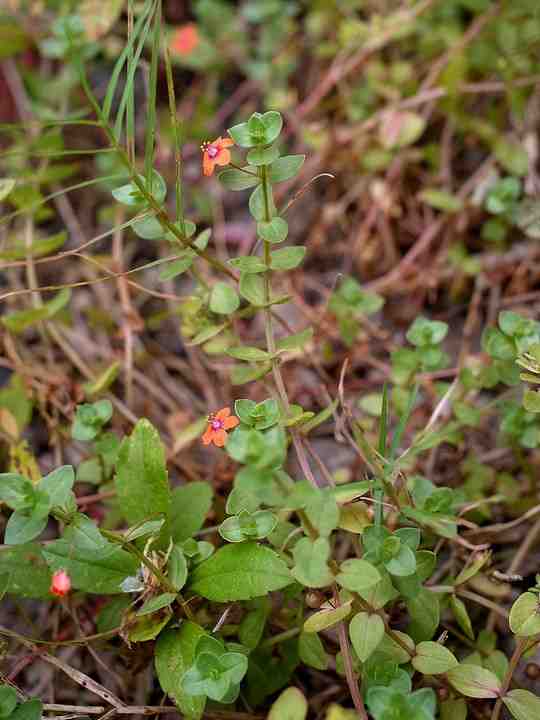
[[50, 569, 71, 597]]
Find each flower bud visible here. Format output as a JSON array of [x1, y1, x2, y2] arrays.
[[50, 569, 71, 597]]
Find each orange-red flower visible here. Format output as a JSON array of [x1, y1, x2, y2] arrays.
[[201, 137, 234, 177], [170, 24, 199, 56], [50, 569, 71, 598], [202, 407, 239, 447]]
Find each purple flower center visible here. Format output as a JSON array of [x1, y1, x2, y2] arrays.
[[211, 419, 223, 431], [207, 145, 219, 159]]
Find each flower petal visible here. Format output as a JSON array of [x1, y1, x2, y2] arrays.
[[203, 153, 215, 176], [216, 407, 231, 421], [215, 148, 231, 167], [220, 137, 234, 148], [223, 415, 239, 430], [202, 427, 214, 445], [213, 429, 228, 447]]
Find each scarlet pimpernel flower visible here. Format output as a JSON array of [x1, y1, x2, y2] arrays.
[[201, 137, 234, 176], [170, 24, 199, 56], [202, 407, 239, 447]]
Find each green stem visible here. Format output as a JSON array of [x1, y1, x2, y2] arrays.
[[492, 637, 528, 720], [259, 627, 300, 649], [0, 623, 122, 647], [260, 165, 318, 488], [163, 38, 185, 235]]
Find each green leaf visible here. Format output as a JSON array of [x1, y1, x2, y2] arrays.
[[291, 537, 334, 588], [385, 544, 417, 577], [79, 0, 124, 40], [257, 217, 288, 244], [269, 155, 305, 183], [260, 111, 283, 144], [270, 246, 306, 270], [379, 110, 426, 149], [298, 631, 328, 670], [227, 346, 272, 362], [356, 569, 399, 610], [503, 689, 540, 720], [0, 18, 29, 58], [239, 272, 266, 306], [249, 185, 267, 221], [300, 399, 338, 435], [209, 282, 240, 315], [187, 323, 227, 346], [239, 599, 270, 649], [0, 230, 67, 261], [235, 398, 278, 430], [336, 559, 381, 592], [0, 686, 17, 718], [219, 167, 260, 190], [124, 519, 165, 543], [246, 115, 268, 142], [450, 594, 474, 640], [168, 545, 188, 591], [419, 189, 464, 213], [247, 145, 280, 166], [127, 609, 172, 642], [412, 641, 458, 675], [349, 612, 385, 662], [303, 601, 353, 633], [516, 198, 540, 239], [219, 510, 277, 543], [189, 542, 292, 601], [406, 316, 448, 347], [440, 699, 467, 720], [485, 177, 521, 215], [83, 361, 120, 397], [111, 180, 144, 207], [10, 699, 43, 720], [165, 220, 197, 243], [2, 288, 71, 333], [5, 509, 48, 545], [231, 362, 272, 385], [523, 389, 540, 413], [0, 473, 34, 511], [304, 491, 339, 538], [482, 327, 515, 360], [226, 425, 287, 469], [137, 592, 177, 616], [228, 256, 267, 273], [0, 178, 16, 202], [170, 482, 213, 542], [0, 543, 52, 598], [159, 255, 194, 280], [40, 465, 74, 509], [509, 592, 540, 636], [132, 215, 164, 240], [228, 122, 257, 148], [0, 374, 32, 435], [115, 419, 171, 533], [494, 138, 529, 176], [43, 517, 138, 594], [268, 687, 308, 720], [447, 664, 501, 699], [406, 589, 440, 641], [72, 399, 113, 441], [276, 327, 313, 352], [375, 631, 415, 665], [485, 650, 509, 683]]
